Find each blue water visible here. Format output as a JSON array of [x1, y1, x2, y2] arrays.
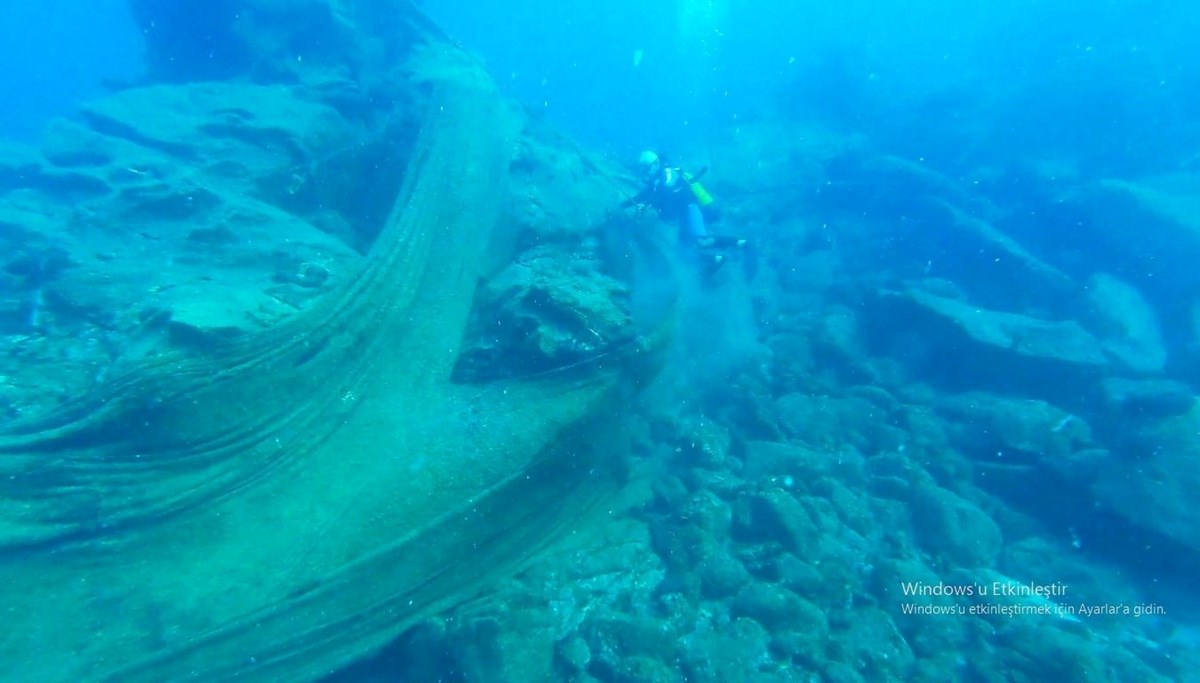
[[8, 1, 1197, 170], [0, 0, 141, 140], [2, 0, 1200, 681], [418, 0, 1200, 175]]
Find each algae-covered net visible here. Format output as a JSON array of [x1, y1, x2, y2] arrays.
[[0, 30, 674, 683]]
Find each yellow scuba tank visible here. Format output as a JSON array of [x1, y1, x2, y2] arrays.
[[684, 172, 714, 206]]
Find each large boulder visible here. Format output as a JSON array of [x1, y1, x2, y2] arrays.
[[454, 246, 634, 381], [1101, 377, 1195, 418], [0, 83, 368, 359], [1049, 174, 1200, 366], [864, 286, 1109, 406], [1092, 402, 1200, 555], [938, 392, 1095, 466], [1083, 273, 1166, 374], [815, 151, 1078, 313]]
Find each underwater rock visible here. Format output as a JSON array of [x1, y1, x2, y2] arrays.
[[994, 622, 1170, 683], [0, 141, 43, 189], [875, 557, 973, 669], [1060, 176, 1200, 290], [449, 617, 556, 683], [0, 302, 33, 336], [741, 440, 847, 487], [823, 151, 977, 213], [504, 125, 626, 245], [1052, 175, 1200, 369], [592, 655, 685, 683], [0, 78, 369, 370], [811, 475, 877, 539], [3, 244, 75, 285], [740, 441, 876, 541], [648, 515, 720, 599], [656, 414, 734, 470], [774, 392, 885, 452], [42, 198, 357, 344], [163, 291, 294, 347], [0, 166, 110, 199], [37, 82, 368, 346], [453, 247, 633, 381], [364, 516, 667, 683], [808, 304, 880, 386], [1083, 273, 1167, 374], [556, 635, 592, 674], [938, 392, 1093, 466], [81, 82, 355, 193], [821, 662, 868, 683], [910, 483, 1004, 568], [732, 582, 813, 631], [696, 549, 753, 600], [1100, 377, 1195, 418], [1, 138, 111, 199], [997, 537, 1148, 623], [818, 151, 1076, 312], [582, 616, 682, 679], [681, 617, 779, 683], [762, 553, 825, 596], [928, 199, 1076, 300], [864, 451, 923, 501], [768, 596, 829, 661], [867, 286, 1108, 404], [709, 361, 783, 442], [733, 488, 820, 555], [865, 449, 1002, 568], [351, 611, 559, 683], [1091, 402, 1200, 555], [828, 607, 915, 681], [40, 119, 120, 168]]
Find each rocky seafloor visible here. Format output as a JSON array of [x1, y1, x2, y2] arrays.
[[3, 1, 1200, 682]]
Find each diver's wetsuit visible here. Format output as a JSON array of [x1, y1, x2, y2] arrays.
[[627, 165, 715, 247], [623, 163, 746, 277]]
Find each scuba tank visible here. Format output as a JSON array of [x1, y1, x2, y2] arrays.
[[683, 171, 714, 206]]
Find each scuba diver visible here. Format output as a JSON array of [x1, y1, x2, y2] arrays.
[[619, 150, 746, 272]]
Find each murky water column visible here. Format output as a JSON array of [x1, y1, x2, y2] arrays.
[[675, 0, 729, 105]]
